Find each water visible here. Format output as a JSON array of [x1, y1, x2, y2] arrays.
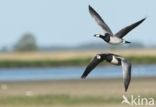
[[0, 64, 156, 81]]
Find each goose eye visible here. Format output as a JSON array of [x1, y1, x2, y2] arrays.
[[96, 55, 101, 59]]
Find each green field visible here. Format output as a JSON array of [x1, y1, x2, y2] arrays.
[[0, 95, 121, 107], [0, 78, 156, 107], [0, 56, 156, 68], [0, 49, 156, 67]]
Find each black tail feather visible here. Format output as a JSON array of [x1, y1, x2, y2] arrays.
[[125, 41, 131, 44]]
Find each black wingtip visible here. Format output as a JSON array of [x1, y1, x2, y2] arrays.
[[125, 88, 128, 92], [124, 83, 129, 92], [125, 41, 131, 44], [144, 16, 147, 20], [133, 17, 147, 26], [81, 76, 86, 80], [140, 17, 147, 23], [88, 5, 95, 11], [88, 5, 92, 10], [143, 17, 147, 21], [81, 74, 86, 79]]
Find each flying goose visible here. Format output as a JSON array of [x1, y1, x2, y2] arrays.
[[89, 5, 146, 45], [81, 53, 131, 92]]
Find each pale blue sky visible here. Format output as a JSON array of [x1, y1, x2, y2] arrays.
[[0, 0, 155, 48]]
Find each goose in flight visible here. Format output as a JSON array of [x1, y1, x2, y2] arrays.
[[89, 5, 146, 45], [81, 53, 131, 92]]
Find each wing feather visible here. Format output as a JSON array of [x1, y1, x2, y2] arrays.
[[121, 59, 131, 92], [89, 5, 113, 34], [81, 56, 103, 79], [115, 18, 146, 38]]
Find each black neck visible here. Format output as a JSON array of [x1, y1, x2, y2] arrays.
[[100, 35, 110, 42]]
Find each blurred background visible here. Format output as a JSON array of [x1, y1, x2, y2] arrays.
[[0, 0, 156, 107]]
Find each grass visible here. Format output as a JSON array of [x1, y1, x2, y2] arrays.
[[0, 95, 120, 106], [1, 94, 155, 106], [0, 49, 156, 67], [0, 78, 156, 107], [1, 95, 155, 107], [0, 56, 155, 68], [128, 56, 156, 64], [0, 58, 90, 67]]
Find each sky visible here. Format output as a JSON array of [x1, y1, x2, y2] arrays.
[[0, 0, 155, 48]]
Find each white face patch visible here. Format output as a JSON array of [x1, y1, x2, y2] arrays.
[[96, 55, 101, 59], [95, 34, 100, 37]]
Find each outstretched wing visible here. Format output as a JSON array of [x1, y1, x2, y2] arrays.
[[115, 18, 146, 38], [81, 56, 104, 79], [89, 5, 113, 35], [121, 59, 131, 92]]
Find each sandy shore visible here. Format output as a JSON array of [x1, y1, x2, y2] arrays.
[[0, 77, 156, 96], [0, 77, 155, 107]]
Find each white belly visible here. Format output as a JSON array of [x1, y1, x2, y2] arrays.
[[111, 56, 119, 64], [109, 36, 122, 44]]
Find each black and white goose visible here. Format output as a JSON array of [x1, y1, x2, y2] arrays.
[[81, 53, 131, 92], [89, 5, 146, 45]]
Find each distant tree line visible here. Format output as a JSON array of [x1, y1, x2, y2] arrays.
[[0, 32, 154, 52], [14, 33, 38, 52]]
